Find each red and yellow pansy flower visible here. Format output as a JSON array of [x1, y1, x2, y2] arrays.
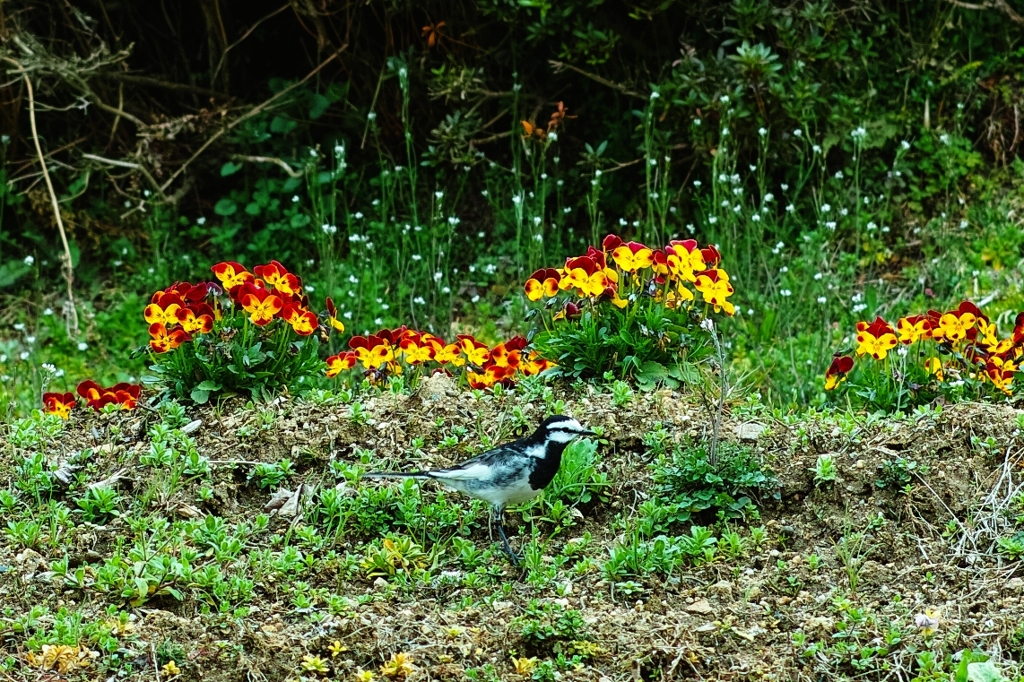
[[694, 268, 735, 315], [149, 323, 192, 353], [211, 261, 254, 291], [824, 355, 854, 391], [524, 268, 561, 301], [855, 317, 898, 360], [238, 282, 284, 326], [43, 392, 76, 419]]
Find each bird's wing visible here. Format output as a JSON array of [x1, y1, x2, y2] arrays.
[[428, 461, 494, 481]]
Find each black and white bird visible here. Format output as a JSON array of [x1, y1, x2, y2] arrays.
[[362, 415, 596, 564]]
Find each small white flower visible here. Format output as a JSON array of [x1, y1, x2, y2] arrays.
[[0, 354, 7, 363], [817, 296, 827, 304], [718, 174, 728, 183], [708, 216, 718, 224], [434, 271, 443, 281], [814, 272, 823, 280], [304, 285, 315, 293], [826, 221, 837, 230], [442, 286, 451, 294], [343, 311, 353, 320], [779, 266, 788, 273], [732, 188, 742, 196], [901, 140, 911, 150], [780, 289, 792, 297], [367, 111, 377, 121], [758, 127, 767, 136], [24, 255, 34, 266], [700, 318, 715, 332], [786, 204, 795, 213], [882, 226, 890, 233], [749, 164, 757, 172], [781, 183, 789, 191], [959, 220, 968, 229], [471, 295, 481, 303], [840, 208, 848, 216], [751, 214, 761, 222], [20, 351, 30, 361], [721, 128, 729, 137], [354, 212, 364, 219], [793, 129, 802, 137], [548, 132, 558, 142], [813, 144, 822, 153], [693, 180, 702, 187], [764, 193, 774, 203], [720, 95, 730, 103], [534, 234, 543, 242], [693, 118, 701, 126], [730, 174, 740, 184], [78, 342, 88, 351], [413, 296, 426, 305], [821, 203, 831, 213], [532, 216, 542, 226], [834, 170, 844, 179], [348, 275, 359, 284], [449, 216, 461, 226], [939, 134, 950, 145], [43, 308, 53, 316], [650, 91, 660, 100], [14, 323, 25, 331], [867, 221, 877, 231], [25, 335, 36, 344], [721, 200, 730, 208]]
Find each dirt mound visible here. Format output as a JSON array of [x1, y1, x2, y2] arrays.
[[2, 380, 1023, 681]]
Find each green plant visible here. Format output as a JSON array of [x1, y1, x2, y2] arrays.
[[513, 600, 587, 649], [76, 486, 120, 523], [813, 454, 838, 485], [360, 536, 429, 579], [648, 439, 771, 530], [996, 532, 1024, 561]]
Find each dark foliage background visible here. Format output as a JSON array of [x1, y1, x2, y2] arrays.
[[1, 0, 1023, 412]]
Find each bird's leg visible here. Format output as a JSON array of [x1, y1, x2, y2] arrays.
[[493, 507, 520, 566]]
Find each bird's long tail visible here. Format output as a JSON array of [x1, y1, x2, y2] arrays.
[[362, 471, 432, 480]]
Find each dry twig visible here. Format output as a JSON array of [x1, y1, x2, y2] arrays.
[[3, 56, 79, 336]]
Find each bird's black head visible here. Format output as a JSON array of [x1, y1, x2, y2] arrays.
[[535, 415, 596, 444]]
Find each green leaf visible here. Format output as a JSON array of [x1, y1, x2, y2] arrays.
[[196, 380, 221, 391], [270, 116, 297, 134], [290, 213, 310, 228], [308, 93, 332, 120], [190, 388, 210, 405], [967, 661, 1004, 682], [244, 202, 261, 216], [220, 161, 243, 176], [214, 198, 237, 216]]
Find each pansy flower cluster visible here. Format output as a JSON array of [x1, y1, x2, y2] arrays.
[[826, 301, 1024, 396], [142, 261, 340, 355], [326, 328, 554, 389], [525, 234, 736, 316], [41, 380, 142, 419]]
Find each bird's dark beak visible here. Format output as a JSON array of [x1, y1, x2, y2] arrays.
[[579, 428, 597, 437]]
